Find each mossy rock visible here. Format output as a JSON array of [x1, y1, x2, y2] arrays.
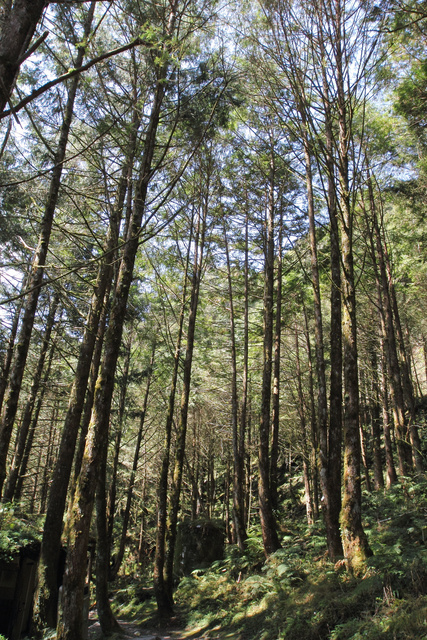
[[174, 519, 225, 577]]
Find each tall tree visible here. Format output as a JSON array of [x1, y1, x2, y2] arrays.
[[33, 97, 140, 630], [154, 220, 194, 616], [258, 147, 281, 555], [0, 1, 96, 499], [163, 152, 209, 606], [57, 3, 184, 636], [224, 219, 247, 550]]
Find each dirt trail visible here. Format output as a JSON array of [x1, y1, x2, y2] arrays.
[[87, 612, 208, 640]]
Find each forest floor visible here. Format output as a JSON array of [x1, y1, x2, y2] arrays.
[[104, 474, 427, 640], [87, 608, 211, 640]]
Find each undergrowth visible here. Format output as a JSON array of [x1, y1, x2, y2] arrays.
[[171, 474, 427, 640], [0, 503, 42, 561]]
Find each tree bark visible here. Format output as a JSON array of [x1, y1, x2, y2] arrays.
[[224, 222, 246, 551], [258, 153, 281, 556], [0, 0, 47, 115]]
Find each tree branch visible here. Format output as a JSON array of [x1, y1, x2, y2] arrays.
[[1, 37, 148, 120]]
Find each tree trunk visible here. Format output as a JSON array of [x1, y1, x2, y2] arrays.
[[258, 153, 281, 556], [381, 339, 398, 487], [0, 280, 26, 414], [34, 94, 140, 631], [334, 0, 371, 569], [302, 305, 319, 520], [106, 324, 134, 557], [154, 219, 193, 617], [224, 222, 246, 551], [240, 211, 250, 525], [39, 401, 58, 514], [319, 22, 344, 555], [95, 413, 121, 636], [13, 339, 56, 502], [0, 0, 47, 115], [111, 345, 155, 579], [302, 117, 335, 555], [270, 208, 283, 511], [3, 293, 59, 502], [370, 346, 384, 491], [57, 17, 176, 635], [295, 325, 314, 525], [363, 169, 413, 476], [163, 192, 207, 605], [73, 290, 110, 488]]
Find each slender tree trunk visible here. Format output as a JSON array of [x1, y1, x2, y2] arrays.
[[302, 119, 335, 554], [95, 416, 121, 636], [363, 170, 413, 476], [73, 290, 110, 487], [423, 335, 427, 388], [240, 211, 249, 525], [111, 345, 155, 579], [359, 418, 372, 492], [332, 0, 371, 569], [138, 468, 148, 566], [0, 4, 96, 497], [14, 338, 55, 502], [319, 23, 344, 554], [258, 153, 281, 556], [107, 324, 134, 555], [57, 19, 176, 635], [295, 325, 314, 525], [3, 294, 59, 502], [370, 346, 384, 491], [302, 305, 319, 520], [190, 420, 200, 520], [270, 208, 283, 511], [381, 339, 398, 487], [0, 282, 26, 414], [224, 222, 246, 551], [154, 219, 193, 617], [163, 195, 207, 605], [39, 401, 58, 514]]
